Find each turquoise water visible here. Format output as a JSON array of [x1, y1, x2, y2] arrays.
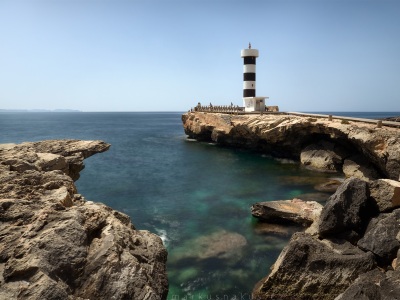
[[1, 111, 396, 298]]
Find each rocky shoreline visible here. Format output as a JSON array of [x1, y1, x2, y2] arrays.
[[182, 112, 400, 180], [0, 140, 168, 300], [182, 112, 400, 299]]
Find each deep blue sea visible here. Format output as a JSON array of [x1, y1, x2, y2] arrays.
[[0, 111, 398, 299]]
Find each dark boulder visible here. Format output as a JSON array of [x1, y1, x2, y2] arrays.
[[335, 269, 400, 300], [357, 209, 400, 265], [252, 232, 376, 300], [318, 178, 375, 239]]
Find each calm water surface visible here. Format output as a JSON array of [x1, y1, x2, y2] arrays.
[[1, 111, 397, 298]]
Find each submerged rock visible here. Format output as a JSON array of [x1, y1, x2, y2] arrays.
[[314, 179, 343, 193], [253, 222, 302, 237], [170, 229, 247, 262], [0, 140, 168, 300]]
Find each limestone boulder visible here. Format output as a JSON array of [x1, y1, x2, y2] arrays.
[[369, 178, 400, 212], [251, 198, 322, 227], [343, 155, 380, 182], [300, 141, 348, 172]]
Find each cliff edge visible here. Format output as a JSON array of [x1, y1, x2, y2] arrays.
[[0, 140, 168, 300], [182, 112, 400, 180]]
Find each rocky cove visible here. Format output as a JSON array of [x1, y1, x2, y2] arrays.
[[182, 111, 400, 299], [1, 112, 400, 300]]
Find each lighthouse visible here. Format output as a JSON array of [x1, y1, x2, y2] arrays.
[[241, 43, 268, 112]]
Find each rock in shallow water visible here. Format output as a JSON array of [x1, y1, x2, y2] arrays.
[[251, 198, 322, 227]]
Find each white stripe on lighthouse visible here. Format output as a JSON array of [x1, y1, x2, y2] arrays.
[[243, 81, 256, 89], [243, 64, 256, 73]]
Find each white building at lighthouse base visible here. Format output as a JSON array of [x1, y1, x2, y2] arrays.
[[243, 96, 268, 112]]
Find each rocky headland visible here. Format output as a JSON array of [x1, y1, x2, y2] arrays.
[[0, 140, 168, 300], [182, 112, 400, 299], [182, 112, 400, 181]]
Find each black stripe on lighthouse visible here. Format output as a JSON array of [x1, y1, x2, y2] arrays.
[[243, 73, 256, 81], [243, 56, 256, 98], [243, 89, 255, 97], [244, 56, 256, 65]]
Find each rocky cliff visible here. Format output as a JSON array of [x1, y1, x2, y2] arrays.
[[0, 140, 168, 300], [182, 112, 400, 299], [182, 112, 400, 180]]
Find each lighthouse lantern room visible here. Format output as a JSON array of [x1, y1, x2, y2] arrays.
[[241, 43, 268, 112]]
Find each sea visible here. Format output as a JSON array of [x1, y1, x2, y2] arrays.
[[0, 111, 398, 299]]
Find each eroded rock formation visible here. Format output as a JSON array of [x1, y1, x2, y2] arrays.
[[0, 140, 168, 300], [182, 112, 400, 180]]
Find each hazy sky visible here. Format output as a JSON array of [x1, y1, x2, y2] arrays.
[[1, 0, 399, 112]]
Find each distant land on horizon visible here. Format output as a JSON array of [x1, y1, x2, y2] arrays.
[[0, 109, 81, 113]]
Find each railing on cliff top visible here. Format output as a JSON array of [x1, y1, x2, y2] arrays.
[[190, 103, 280, 114], [187, 104, 400, 128], [191, 103, 245, 114]]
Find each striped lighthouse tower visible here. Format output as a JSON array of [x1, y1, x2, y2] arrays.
[[241, 43, 267, 112]]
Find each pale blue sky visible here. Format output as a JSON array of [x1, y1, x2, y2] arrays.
[[1, 0, 399, 112]]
